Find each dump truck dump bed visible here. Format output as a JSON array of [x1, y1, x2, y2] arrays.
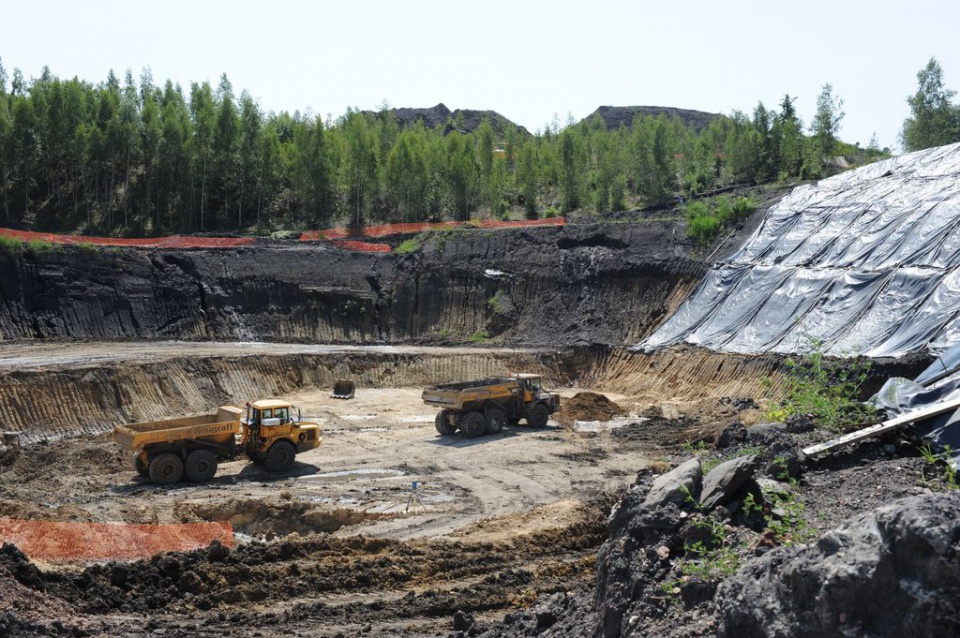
[[422, 377, 519, 409], [113, 406, 242, 450]]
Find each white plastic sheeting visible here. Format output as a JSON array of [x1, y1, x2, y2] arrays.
[[640, 142, 960, 358]]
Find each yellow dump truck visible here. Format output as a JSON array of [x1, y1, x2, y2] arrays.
[[422, 373, 560, 438], [113, 399, 321, 485]]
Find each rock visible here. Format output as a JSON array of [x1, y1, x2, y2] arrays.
[[716, 491, 960, 638], [747, 425, 802, 480], [453, 610, 475, 632], [715, 422, 747, 449], [700, 456, 756, 511], [643, 458, 702, 508]]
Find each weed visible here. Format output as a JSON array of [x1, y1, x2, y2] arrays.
[[468, 329, 489, 344], [918, 443, 959, 490], [487, 290, 509, 314], [395, 238, 419, 254], [743, 485, 814, 546], [27, 239, 56, 253], [763, 333, 876, 432], [0, 235, 25, 252]]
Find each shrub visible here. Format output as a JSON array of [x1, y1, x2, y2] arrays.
[[395, 238, 419, 254], [763, 334, 876, 431], [687, 214, 722, 246]]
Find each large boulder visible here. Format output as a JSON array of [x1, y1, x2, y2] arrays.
[[716, 491, 960, 638], [699, 455, 756, 511], [644, 458, 703, 508]]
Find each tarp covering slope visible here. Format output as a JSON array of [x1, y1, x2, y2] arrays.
[[640, 142, 960, 358]]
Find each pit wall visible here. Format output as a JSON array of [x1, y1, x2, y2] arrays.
[[0, 222, 704, 347], [0, 346, 791, 444], [0, 350, 568, 443]]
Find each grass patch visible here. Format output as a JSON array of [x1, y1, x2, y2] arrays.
[[395, 238, 420, 254]]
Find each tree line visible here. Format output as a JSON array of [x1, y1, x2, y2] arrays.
[[0, 59, 895, 237]]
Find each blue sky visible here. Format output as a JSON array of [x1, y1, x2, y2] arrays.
[[4, 0, 959, 151]]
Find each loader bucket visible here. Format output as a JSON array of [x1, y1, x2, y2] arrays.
[[331, 379, 356, 400]]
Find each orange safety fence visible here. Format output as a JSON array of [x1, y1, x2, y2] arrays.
[[300, 217, 565, 242], [331, 239, 392, 253], [0, 228, 256, 249], [0, 518, 234, 563]]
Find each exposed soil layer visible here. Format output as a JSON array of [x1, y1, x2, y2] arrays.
[[0, 222, 705, 347]]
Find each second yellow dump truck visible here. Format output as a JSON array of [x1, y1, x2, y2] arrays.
[[422, 373, 560, 438], [113, 399, 321, 485]]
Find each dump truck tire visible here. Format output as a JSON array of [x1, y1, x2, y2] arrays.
[[460, 411, 486, 438], [527, 403, 550, 428], [486, 408, 506, 434], [435, 410, 457, 435], [185, 450, 218, 483], [149, 453, 184, 485], [134, 455, 150, 477], [265, 440, 297, 472]]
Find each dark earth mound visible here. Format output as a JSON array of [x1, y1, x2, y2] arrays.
[[586, 106, 719, 132]]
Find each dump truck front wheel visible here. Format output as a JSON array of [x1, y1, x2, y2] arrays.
[[527, 404, 550, 428], [149, 453, 184, 485], [460, 411, 486, 438], [185, 449, 218, 482], [265, 440, 297, 472], [435, 410, 457, 435]]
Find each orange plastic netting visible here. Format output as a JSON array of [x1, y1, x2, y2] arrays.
[[0, 217, 564, 254], [0, 228, 255, 249], [0, 518, 234, 563]]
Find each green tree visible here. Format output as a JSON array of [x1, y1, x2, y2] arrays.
[[341, 108, 379, 227], [445, 130, 477, 221], [776, 95, 804, 179], [236, 90, 262, 230], [559, 127, 581, 213], [810, 83, 844, 167], [386, 127, 429, 221], [902, 57, 960, 151], [516, 139, 538, 218], [189, 81, 216, 231]]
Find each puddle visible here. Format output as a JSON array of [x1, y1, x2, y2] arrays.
[[573, 416, 643, 433], [299, 467, 408, 482], [341, 415, 378, 421]]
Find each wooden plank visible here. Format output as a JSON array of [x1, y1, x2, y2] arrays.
[[801, 396, 960, 459]]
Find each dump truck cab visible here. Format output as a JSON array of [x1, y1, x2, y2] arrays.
[[242, 399, 322, 470]]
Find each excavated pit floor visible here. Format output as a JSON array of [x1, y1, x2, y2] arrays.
[[0, 341, 770, 637]]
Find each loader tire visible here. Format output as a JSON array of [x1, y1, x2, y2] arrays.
[[486, 408, 506, 435], [460, 411, 486, 438], [527, 403, 550, 428], [149, 453, 184, 485], [265, 440, 297, 472], [435, 410, 457, 435], [185, 450, 218, 483]]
